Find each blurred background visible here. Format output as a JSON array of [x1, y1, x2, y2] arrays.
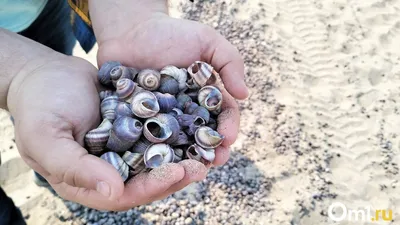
[[1, 0, 399, 224]]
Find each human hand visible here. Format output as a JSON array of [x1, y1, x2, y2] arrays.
[[7, 55, 203, 211]]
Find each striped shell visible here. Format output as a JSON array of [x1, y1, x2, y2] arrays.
[[187, 61, 215, 88], [100, 152, 129, 182], [84, 119, 113, 155], [137, 69, 161, 91], [186, 144, 215, 164], [106, 116, 143, 152], [116, 78, 137, 102], [160, 65, 188, 90], [198, 85, 223, 114], [100, 95, 118, 123], [98, 61, 121, 86], [110, 66, 138, 87], [122, 151, 145, 175]]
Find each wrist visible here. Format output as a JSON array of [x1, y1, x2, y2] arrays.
[[89, 0, 169, 44]]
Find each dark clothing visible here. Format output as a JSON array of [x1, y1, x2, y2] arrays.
[[0, 1, 78, 224]]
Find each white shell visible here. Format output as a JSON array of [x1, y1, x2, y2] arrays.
[[144, 144, 174, 168], [161, 65, 188, 90], [130, 91, 160, 118]]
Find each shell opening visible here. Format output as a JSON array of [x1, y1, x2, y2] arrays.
[[147, 154, 163, 168], [188, 146, 198, 156], [194, 117, 205, 126], [147, 122, 164, 138], [206, 96, 220, 107], [192, 62, 202, 74], [142, 100, 155, 110]]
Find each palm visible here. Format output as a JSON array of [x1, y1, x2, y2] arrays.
[[98, 17, 208, 70]]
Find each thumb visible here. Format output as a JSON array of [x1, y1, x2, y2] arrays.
[[27, 136, 125, 201]]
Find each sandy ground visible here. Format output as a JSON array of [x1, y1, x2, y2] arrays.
[[1, 0, 400, 224]]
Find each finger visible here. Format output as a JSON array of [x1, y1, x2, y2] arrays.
[[20, 119, 125, 201], [154, 160, 207, 200], [201, 27, 249, 100], [52, 163, 185, 211], [213, 146, 230, 167], [217, 88, 240, 147]]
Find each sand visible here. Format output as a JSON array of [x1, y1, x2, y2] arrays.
[[1, 0, 399, 224]]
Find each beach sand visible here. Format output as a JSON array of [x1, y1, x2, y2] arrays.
[[0, 0, 399, 224]]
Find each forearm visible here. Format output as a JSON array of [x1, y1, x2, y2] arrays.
[[0, 28, 57, 110], [88, 0, 168, 44]]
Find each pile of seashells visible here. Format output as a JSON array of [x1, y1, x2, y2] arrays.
[[84, 61, 225, 182]]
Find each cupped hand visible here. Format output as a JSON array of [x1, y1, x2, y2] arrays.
[[97, 15, 248, 169], [7, 55, 206, 211]]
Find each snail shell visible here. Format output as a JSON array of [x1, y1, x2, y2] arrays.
[[168, 108, 183, 118], [176, 94, 192, 110], [173, 148, 184, 163], [154, 92, 178, 113], [144, 144, 174, 168], [171, 131, 190, 146], [185, 117, 206, 136], [100, 152, 129, 182], [176, 114, 205, 128], [160, 65, 188, 91], [191, 106, 210, 123], [184, 102, 199, 115], [84, 119, 113, 155], [137, 69, 161, 91], [122, 151, 145, 175], [195, 126, 224, 149], [110, 66, 138, 87], [198, 85, 223, 114], [131, 137, 153, 154], [98, 61, 121, 86], [116, 78, 137, 103], [99, 90, 116, 101], [130, 91, 160, 118], [207, 117, 218, 130], [115, 102, 133, 119], [106, 116, 143, 152], [143, 113, 180, 144], [187, 61, 216, 88], [101, 95, 118, 123], [186, 144, 215, 164], [158, 76, 180, 95]]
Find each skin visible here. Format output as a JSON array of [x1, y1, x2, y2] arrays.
[[0, 0, 249, 211]]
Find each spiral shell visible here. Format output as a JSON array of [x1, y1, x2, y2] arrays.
[[195, 126, 224, 149], [110, 66, 138, 87], [191, 106, 210, 123], [154, 92, 178, 113], [84, 119, 113, 155], [131, 137, 153, 154], [116, 78, 137, 102], [137, 69, 161, 91], [130, 91, 160, 118], [186, 144, 215, 164], [100, 152, 129, 182], [185, 117, 206, 136], [171, 131, 190, 146], [168, 108, 183, 118], [160, 65, 188, 90], [98, 61, 121, 86], [198, 85, 223, 114], [184, 102, 199, 115], [106, 116, 143, 152], [158, 76, 180, 95], [143, 113, 180, 144], [144, 144, 174, 168], [173, 148, 184, 163], [122, 151, 145, 175], [99, 90, 116, 101], [115, 102, 133, 119], [187, 61, 215, 88], [101, 95, 118, 122], [176, 114, 205, 128], [176, 94, 192, 110]]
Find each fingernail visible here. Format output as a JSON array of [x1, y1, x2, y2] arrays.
[[97, 181, 111, 198]]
